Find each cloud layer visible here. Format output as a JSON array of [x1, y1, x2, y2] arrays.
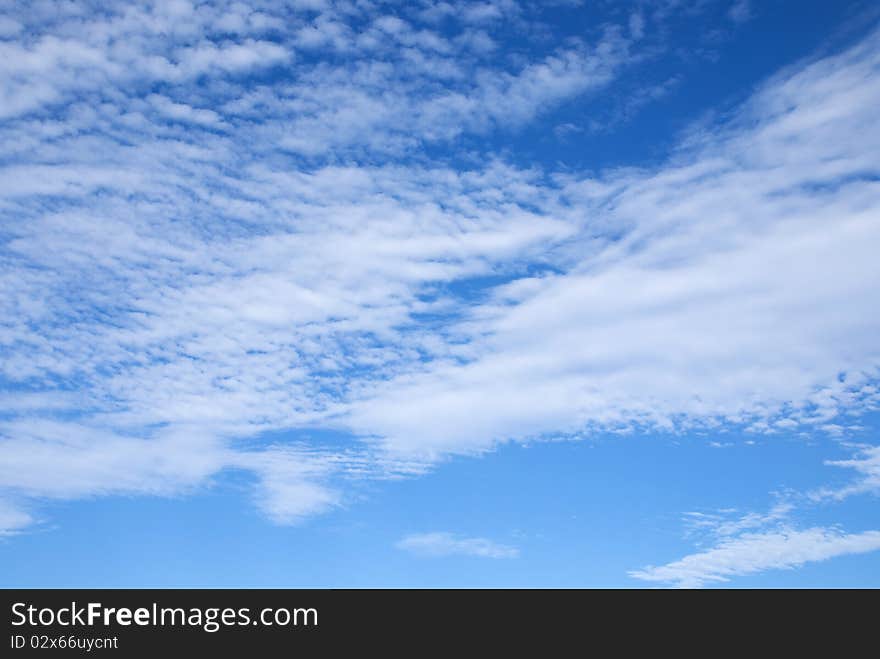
[[0, 0, 878, 560], [349, 26, 880, 456]]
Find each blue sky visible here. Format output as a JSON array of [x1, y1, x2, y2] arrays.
[[1, 0, 879, 588]]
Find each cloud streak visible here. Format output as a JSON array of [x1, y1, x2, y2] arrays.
[[811, 444, 880, 502], [396, 532, 520, 559], [630, 527, 880, 588]]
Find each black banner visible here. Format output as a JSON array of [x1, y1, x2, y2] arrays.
[[1, 589, 875, 654]]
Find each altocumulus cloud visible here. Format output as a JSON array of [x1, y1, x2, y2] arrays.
[[348, 29, 880, 457], [0, 0, 878, 564]]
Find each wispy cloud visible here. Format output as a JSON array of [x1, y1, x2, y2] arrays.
[[727, 0, 752, 24], [630, 527, 880, 588], [634, 440, 880, 587], [811, 444, 880, 502], [0, 500, 33, 537], [396, 532, 520, 559], [682, 502, 796, 539], [349, 26, 880, 458]]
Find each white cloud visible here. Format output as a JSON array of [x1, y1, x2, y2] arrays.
[[147, 94, 224, 126], [682, 502, 795, 538], [270, 27, 630, 156], [811, 444, 880, 502], [0, 16, 22, 38], [0, 6, 291, 120], [0, 2, 877, 535], [0, 501, 33, 536], [635, 442, 880, 587], [629, 11, 645, 40], [0, 418, 344, 526], [630, 527, 880, 588], [348, 27, 880, 458], [237, 445, 349, 524], [728, 0, 752, 24], [396, 532, 519, 558]]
